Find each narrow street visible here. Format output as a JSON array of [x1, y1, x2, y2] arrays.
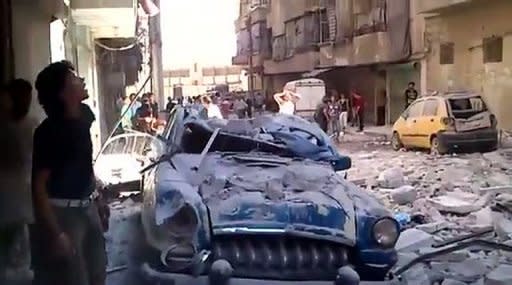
[[105, 130, 512, 284]]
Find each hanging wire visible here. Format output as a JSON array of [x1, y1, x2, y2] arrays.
[[94, 74, 151, 162]]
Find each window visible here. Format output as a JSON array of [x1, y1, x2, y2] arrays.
[[405, 102, 423, 118], [285, 19, 299, 57], [353, 0, 387, 36], [439, 42, 454, 65], [423, 100, 439, 116], [483, 36, 503, 63]]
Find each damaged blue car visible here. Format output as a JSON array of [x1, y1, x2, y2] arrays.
[[137, 106, 400, 285]]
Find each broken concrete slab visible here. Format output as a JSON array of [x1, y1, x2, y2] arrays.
[[446, 258, 491, 283], [416, 221, 449, 234], [391, 185, 417, 205], [467, 207, 495, 232], [395, 228, 434, 252], [479, 185, 512, 196], [442, 279, 467, 285], [418, 247, 469, 262], [429, 191, 485, 215], [493, 214, 512, 240], [377, 167, 405, 189], [485, 264, 512, 285]]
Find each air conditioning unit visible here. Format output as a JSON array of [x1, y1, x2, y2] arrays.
[[249, 0, 268, 10]]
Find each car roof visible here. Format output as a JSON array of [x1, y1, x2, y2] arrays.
[[419, 91, 482, 101]]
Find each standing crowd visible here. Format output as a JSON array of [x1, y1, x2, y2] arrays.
[[313, 89, 366, 142]]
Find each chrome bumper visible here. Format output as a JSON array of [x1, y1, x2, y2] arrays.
[[141, 263, 397, 285]]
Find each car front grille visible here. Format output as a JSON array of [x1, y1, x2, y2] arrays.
[[211, 235, 350, 280]]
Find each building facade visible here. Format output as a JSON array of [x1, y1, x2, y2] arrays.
[[163, 64, 247, 98], [233, 0, 425, 126], [418, 0, 512, 131]]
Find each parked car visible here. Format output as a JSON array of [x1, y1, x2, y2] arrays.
[[129, 106, 400, 284], [391, 91, 498, 154]]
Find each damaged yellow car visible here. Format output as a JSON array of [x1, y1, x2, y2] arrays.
[[391, 91, 498, 155]]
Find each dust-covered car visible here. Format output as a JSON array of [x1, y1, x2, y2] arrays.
[[392, 91, 498, 154], [133, 106, 399, 285]]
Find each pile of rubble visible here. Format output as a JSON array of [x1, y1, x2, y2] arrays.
[[347, 149, 512, 284]]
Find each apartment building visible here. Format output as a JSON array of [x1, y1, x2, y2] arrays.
[[418, 0, 512, 131], [163, 64, 246, 98], [233, 0, 424, 126]]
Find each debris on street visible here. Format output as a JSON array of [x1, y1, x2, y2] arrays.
[[343, 133, 512, 284]]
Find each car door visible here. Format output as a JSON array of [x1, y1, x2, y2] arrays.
[[399, 101, 424, 147], [415, 99, 442, 148]]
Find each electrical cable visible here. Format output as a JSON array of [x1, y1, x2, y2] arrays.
[[94, 74, 151, 162]]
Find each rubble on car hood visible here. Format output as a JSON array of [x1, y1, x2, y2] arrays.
[[156, 152, 357, 245]]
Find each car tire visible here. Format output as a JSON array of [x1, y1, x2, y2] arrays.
[[430, 136, 447, 155], [391, 132, 403, 151]]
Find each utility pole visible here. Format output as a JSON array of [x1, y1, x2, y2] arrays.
[[149, 0, 165, 108], [245, 14, 254, 100]]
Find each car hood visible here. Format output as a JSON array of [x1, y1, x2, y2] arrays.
[[170, 153, 357, 245]]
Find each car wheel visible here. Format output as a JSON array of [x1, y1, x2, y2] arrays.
[[391, 132, 403, 151], [430, 136, 447, 155]]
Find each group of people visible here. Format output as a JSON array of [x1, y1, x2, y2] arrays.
[[313, 90, 366, 141], [118, 91, 160, 134], [1, 61, 109, 285]]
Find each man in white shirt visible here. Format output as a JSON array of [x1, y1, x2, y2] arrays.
[[201, 95, 223, 119], [274, 90, 301, 115]]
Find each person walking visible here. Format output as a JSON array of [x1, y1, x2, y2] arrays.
[[314, 96, 329, 132], [339, 93, 349, 131], [201, 95, 223, 119], [31, 61, 109, 285], [233, 96, 248, 119], [327, 94, 342, 142], [351, 90, 365, 132], [120, 94, 133, 132], [404, 82, 418, 109]]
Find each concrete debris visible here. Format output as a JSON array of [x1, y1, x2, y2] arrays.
[[485, 264, 512, 285], [429, 191, 484, 214], [416, 221, 449, 234], [441, 279, 467, 285], [391, 185, 417, 205], [493, 214, 512, 240], [446, 259, 491, 283], [395, 229, 434, 252], [341, 145, 512, 284], [377, 167, 406, 189]]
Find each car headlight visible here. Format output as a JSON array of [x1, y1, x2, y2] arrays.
[[372, 218, 399, 248]]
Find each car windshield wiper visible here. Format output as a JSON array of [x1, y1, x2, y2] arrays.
[[139, 147, 180, 174]]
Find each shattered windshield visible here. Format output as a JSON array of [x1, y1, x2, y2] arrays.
[[448, 96, 488, 118]]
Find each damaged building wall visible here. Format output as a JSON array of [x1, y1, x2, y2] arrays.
[[423, 0, 512, 131]]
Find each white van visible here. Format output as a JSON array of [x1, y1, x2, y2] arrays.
[[283, 78, 326, 120]]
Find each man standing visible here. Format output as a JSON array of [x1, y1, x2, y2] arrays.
[[327, 94, 342, 141], [314, 96, 329, 132], [0, 79, 36, 283], [351, 90, 365, 132], [31, 61, 108, 285], [147, 92, 159, 118], [404, 81, 418, 109]]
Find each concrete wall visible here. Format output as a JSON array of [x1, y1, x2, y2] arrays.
[[424, 0, 512, 130], [387, 63, 421, 123], [11, 0, 53, 123]]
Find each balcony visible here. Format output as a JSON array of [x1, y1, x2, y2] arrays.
[[352, 32, 392, 65], [71, 0, 137, 38], [264, 51, 318, 74], [416, 0, 474, 14]]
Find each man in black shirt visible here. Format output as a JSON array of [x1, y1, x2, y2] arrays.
[[31, 61, 108, 285], [147, 92, 159, 118], [404, 81, 418, 109]]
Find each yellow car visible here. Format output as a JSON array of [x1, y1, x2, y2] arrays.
[[391, 91, 498, 154]]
